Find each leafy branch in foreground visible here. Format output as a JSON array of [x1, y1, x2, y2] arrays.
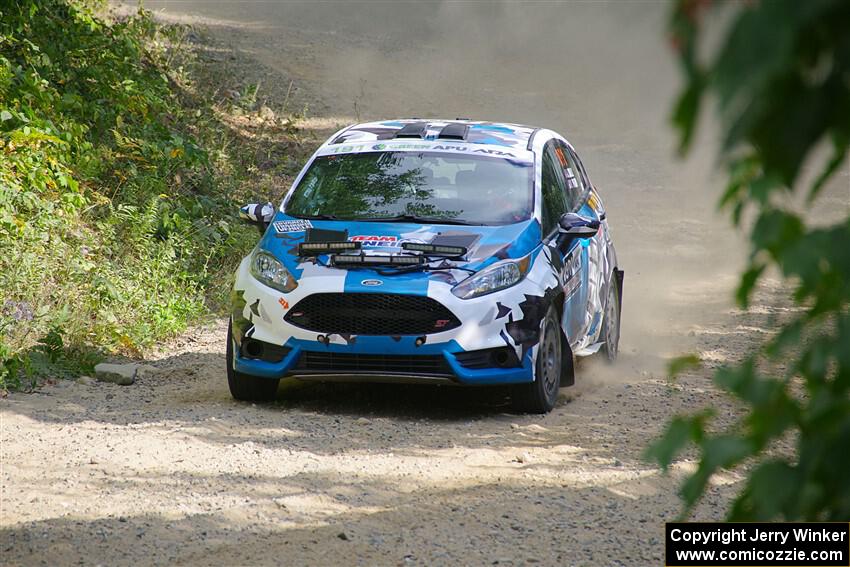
[[646, 0, 850, 521]]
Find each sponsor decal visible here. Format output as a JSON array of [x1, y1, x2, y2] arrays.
[[562, 251, 582, 298], [278, 297, 289, 309], [327, 144, 360, 154], [350, 235, 400, 248], [555, 146, 569, 166], [382, 143, 517, 157], [323, 142, 521, 159], [504, 285, 561, 360], [273, 219, 313, 233], [371, 142, 428, 151], [361, 279, 383, 287]]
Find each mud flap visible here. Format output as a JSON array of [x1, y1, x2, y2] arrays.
[[615, 269, 624, 311], [560, 331, 575, 387]]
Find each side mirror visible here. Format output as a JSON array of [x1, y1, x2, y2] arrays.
[[239, 202, 274, 234], [558, 212, 599, 239]]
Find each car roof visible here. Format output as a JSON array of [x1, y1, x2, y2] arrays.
[[327, 119, 542, 152]]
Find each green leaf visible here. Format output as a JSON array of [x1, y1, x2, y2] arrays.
[[680, 434, 754, 515], [730, 460, 799, 520], [713, 2, 798, 113], [671, 77, 705, 155], [808, 134, 849, 203], [668, 354, 702, 378], [702, 434, 753, 470], [714, 359, 756, 398], [736, 262, 765, 308], [645, 417, 693, 470], [645, 411, 712, 470], [746, 174, 783, 205], [680, 463, 711, 514], [765, 318, 804, 358], [751, 209, 804, 259]]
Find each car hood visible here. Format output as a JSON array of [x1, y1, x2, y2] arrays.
[[257, 214, 543, 284]]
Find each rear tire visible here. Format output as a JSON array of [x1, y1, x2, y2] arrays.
[[600, 273, 621, 363], [226, 321, 280, 402], [511, 306, 562, 414]]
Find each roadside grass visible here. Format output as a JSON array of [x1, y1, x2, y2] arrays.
[[0, 0, 323, 389]]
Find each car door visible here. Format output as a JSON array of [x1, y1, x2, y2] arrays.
[[562, 142, 612, 349], [543, 140, 589, 344], [541, 140, 584, 346]]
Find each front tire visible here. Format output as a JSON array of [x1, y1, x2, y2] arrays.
[[600, 273, 621, 362], [226, 321, 280, 402], [511, 306, 562, 414]]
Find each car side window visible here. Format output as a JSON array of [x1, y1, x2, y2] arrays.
[[566, 145, 605, 217], [566, 145, 591, 188], [541, 141, 570, 235], [554, 141, 586, 211]]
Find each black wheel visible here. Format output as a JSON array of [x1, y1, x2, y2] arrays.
[[226, 321, 280, 402], [511, 305, 562, 414], [600, 273, 621, 363]]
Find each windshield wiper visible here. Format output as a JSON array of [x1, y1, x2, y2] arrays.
[[360, 214, 477, 226], [287, 213, 344, 221]]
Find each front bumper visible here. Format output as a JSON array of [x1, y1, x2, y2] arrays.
[[233, 334, 533, 385], [231, 256, 538, 386]]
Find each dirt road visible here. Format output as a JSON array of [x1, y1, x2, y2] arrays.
[[1, 2, 825, 566], [2, 312, 761, 566]]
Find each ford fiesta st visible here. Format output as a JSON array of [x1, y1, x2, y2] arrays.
[[229, 119, 623, 413]]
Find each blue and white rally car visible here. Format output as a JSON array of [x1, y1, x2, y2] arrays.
[[229, 119, 623, 413]]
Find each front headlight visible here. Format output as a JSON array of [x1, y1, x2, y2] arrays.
[[451, 255, 532, 299], [250, 249, 298, 293]]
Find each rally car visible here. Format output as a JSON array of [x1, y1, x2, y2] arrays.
[[229, 119, 622, 413]]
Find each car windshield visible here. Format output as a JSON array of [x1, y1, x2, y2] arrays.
[[285, 151, 533, 225]]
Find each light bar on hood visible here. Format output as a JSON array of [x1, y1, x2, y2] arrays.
[[401, 242, 467, 256], [331, 253, 425, 267], [298, 241, 361, 256]]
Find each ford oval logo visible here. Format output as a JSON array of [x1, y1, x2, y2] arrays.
[[361, 279, 383, 287]]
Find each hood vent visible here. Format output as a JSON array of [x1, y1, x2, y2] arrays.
[[437, 123, 469, 141], [394, 122, 428, 139]]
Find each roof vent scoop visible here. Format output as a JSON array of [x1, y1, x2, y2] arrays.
[[437, 123, 469, 141], [394, 122, 429, 139]]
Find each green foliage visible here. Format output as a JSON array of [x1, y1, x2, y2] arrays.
[[0, 0, 254, 388], [666, 353, 702, 378], [648, 0, 850, 520]]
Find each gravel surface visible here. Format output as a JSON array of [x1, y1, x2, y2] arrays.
[[2, 309, 771, 566]]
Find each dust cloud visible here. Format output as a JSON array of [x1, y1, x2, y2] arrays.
[[134, 0, 750, 376]]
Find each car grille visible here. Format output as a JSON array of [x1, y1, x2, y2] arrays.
[[294, 351, 453, 376], [284, 293, 461, 335]]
